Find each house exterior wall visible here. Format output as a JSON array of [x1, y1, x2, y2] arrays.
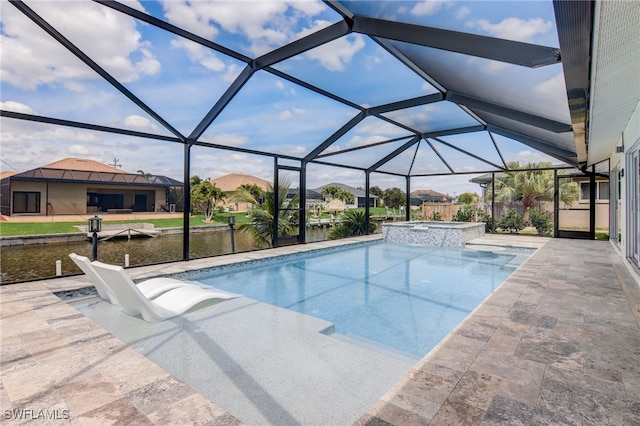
[[7, 181, 168, 216], [49, 182, 87, 215], [611, 100, 640, 267], [557, 201, 610, 229], [627, 104, 640, 263]]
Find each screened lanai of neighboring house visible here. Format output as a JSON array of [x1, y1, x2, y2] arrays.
[[0, 1, 637, 255]]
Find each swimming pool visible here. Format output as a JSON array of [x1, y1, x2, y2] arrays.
[[196, 241, 531, 358]]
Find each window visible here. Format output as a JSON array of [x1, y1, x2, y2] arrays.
[[599, 181, 610, 199], [580, 181, 610, 201], [13, 191, 41, 213]]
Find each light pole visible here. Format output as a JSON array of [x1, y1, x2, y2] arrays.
[[88, 215, 102, 261], [228, 215, 236, 253]]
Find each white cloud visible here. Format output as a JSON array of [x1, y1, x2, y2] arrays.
[[123, 115, 161, 133], [161, 0, 326, 57], [532, 72, 570, 119], [222, 63, 244, 82], [0, 118, 109, 173], [515, 150, 557, 163], [192, 151, 272, 180], [347, 135, 389, 148], [295, 19, 333, 39], [0, 1, 160, 90], [421, 81, 436, 92], [170, 39, 226, 72], [358, 117, 410, 138], [200, 133, 250, 147], [161, 1, 220, 40], [68, 145, 93, 156], [135, 45, 162, 76], [533, 73, 566, 98], [467, 17, 553, 43], [304, 34, 366, 72], [387, 105, 440, 129], [411, 1, 454, 17], [278, 107, 307, 121], [0, 101, 38, 115], [279, 110, 293, 120], [455, 6, 470, 20]]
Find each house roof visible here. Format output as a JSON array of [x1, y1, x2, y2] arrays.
[[208, 173, 271, 192], [315, 183, 377, 199], [287, 188, 323, 200], [6, 158, 182, 187], [0, 171, 16, 179], [411, 189, 451, 203], [43, 158, 128, 174], [411, 189, 449, 198]]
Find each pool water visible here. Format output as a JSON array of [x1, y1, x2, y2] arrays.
[[198, 242, 529, 358]]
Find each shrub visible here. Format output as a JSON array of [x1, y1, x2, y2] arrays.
[[328, 209, 377, 239], [452, 204, 477, 222], [529, 208, 553, 236], [479, 212, 495, 233], [498, 208, 524, 233], [430, 211, 442, 221]]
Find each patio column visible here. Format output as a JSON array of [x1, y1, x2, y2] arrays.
[[365, 171, 370, 234], [299, 161, 307, 243], [273, 157, 278, 248], [182, 143, 191, 261], [405, 176, 411, 221], [491, 172, 496, 232], [589, 164, 596, 240]]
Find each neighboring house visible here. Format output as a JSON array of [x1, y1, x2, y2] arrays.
[[208, 173, 271, 212], [208, 173, 324, 212], [469, 171, 610, 230], [410, 189, 453, 206], [287, 188, 324, 206], [0, 158, 182, 216], [208, 173, 271, 192], [315, 183, 377, 208]]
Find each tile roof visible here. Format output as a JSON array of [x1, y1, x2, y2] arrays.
[[208, 173, 271, 192], [42, 158, 128, 174], [411, 189, 449, 198]]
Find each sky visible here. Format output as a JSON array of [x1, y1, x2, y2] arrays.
[[0, 0, 570, 197]]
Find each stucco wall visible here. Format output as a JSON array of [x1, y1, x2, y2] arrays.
[[49, 182, 87, 215], [8, 182, 168, 216], [608, 100, 640, 262], [558, 202, 610, 230]]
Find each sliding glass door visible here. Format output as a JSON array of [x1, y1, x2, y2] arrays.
[[628, 143, 639, 266]]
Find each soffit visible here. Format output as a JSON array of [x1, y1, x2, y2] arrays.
[[588, 1, 640, 164]]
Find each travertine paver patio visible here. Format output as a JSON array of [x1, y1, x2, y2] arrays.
[[1, 236, 639, 425], [357, 237, 640, 425]]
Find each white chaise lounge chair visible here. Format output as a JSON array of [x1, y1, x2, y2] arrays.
[[91, 261, 239, 322], [69, 253, 207, 304]]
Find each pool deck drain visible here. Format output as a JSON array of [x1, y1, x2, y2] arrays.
[[2, 235, 639, 425]]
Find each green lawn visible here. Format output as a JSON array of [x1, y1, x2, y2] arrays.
[[0, 212, 250, 237]]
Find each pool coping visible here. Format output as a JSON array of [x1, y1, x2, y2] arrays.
[[2, 234, 639, 425]]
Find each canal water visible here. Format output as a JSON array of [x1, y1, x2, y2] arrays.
[[0, 228, 329, 284]]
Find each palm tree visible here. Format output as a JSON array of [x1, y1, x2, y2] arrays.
[[229, 183, 265, 209], [236, 178, 298, 247], [328, 209, 377, 239], [490, 162, 579, 216]]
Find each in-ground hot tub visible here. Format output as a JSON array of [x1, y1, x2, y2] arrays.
[[382, 221, 485, 247]]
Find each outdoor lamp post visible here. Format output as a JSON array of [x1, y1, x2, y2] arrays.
[[88, 215, 102, 261], [228, 215, 236, 253]]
